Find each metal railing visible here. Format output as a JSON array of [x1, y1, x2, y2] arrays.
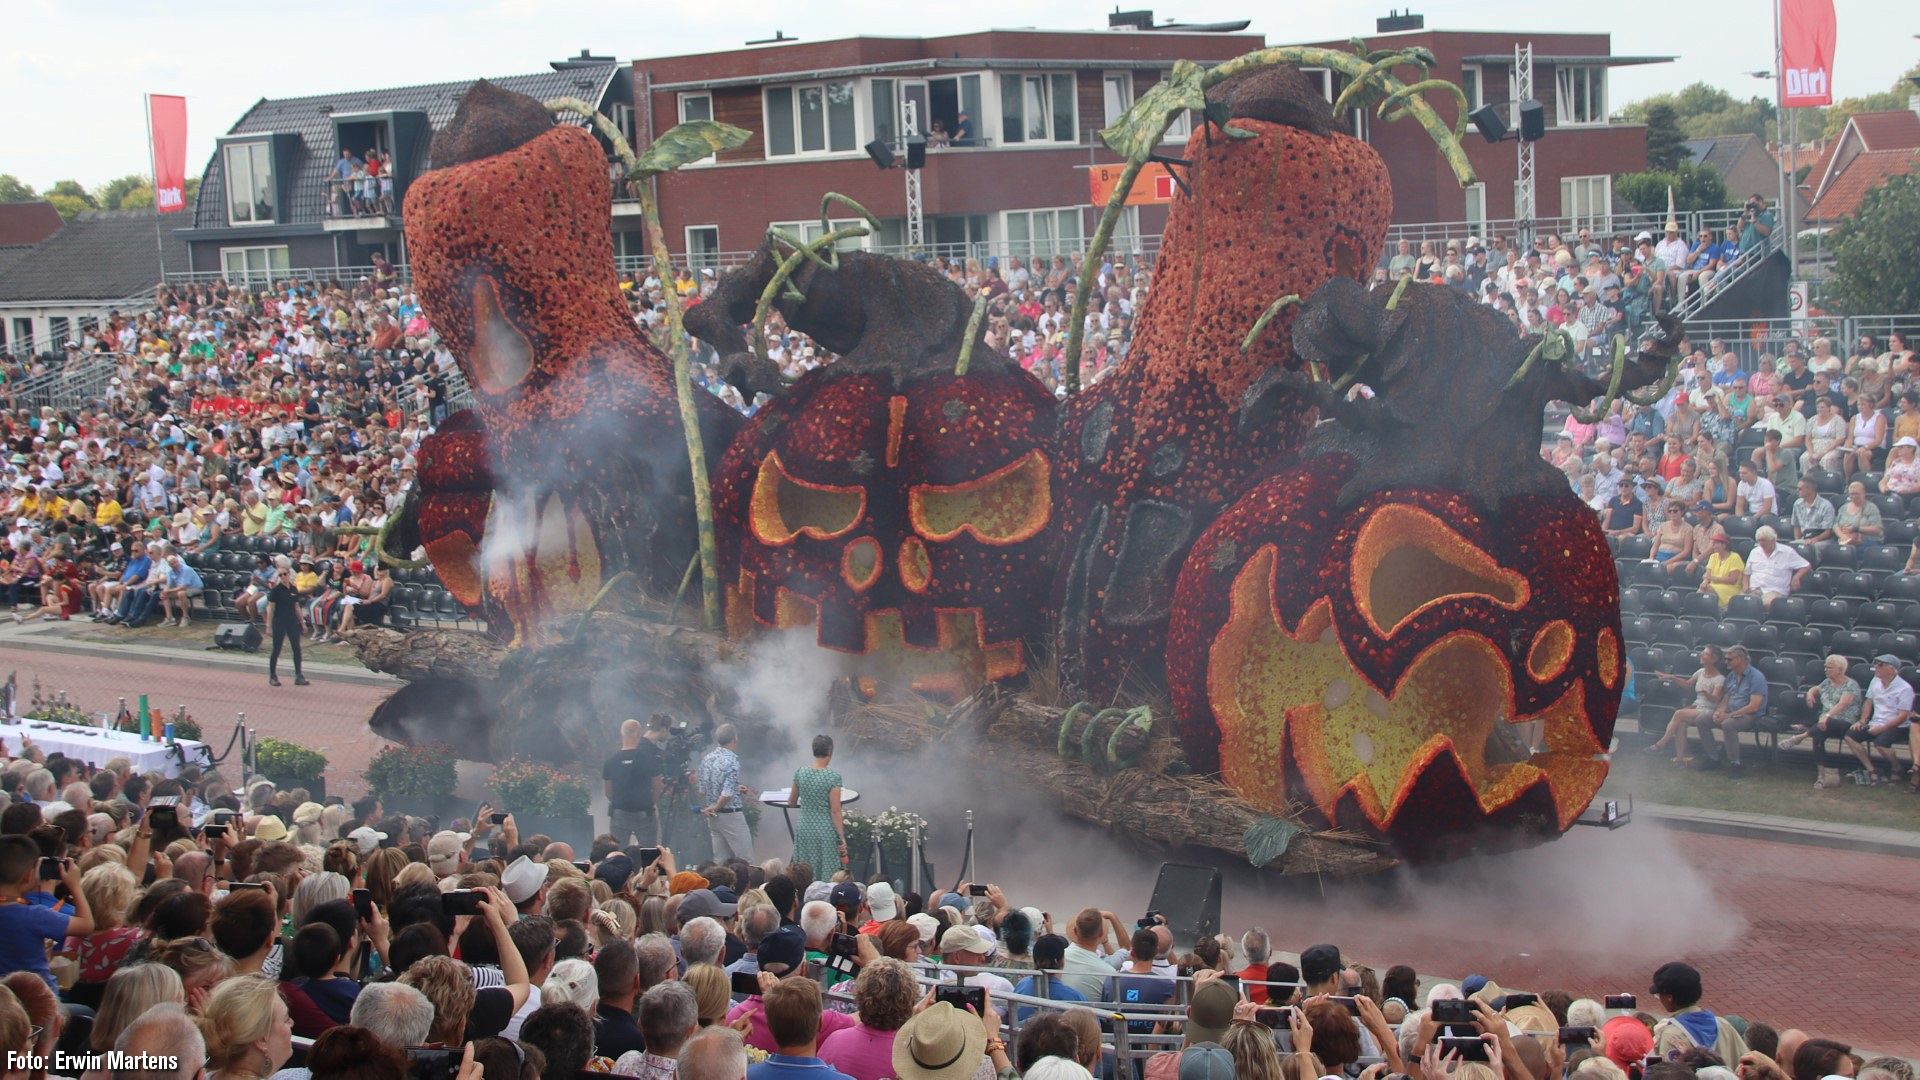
[[322, 178, 397, 221], [1384, 208, 1750, 251], [1675, 313, 1920, 375], [7, 353, 124, 410], [162, 264, 412, 289]]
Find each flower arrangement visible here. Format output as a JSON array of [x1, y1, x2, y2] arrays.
[[491, 758, 591, 817], [367, 743, 458, 797], [845, 806, 928, 878], [255, 738, 328, 783]]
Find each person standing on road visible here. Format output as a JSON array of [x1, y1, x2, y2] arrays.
[[698, 724, 753, 862], [266, 554, 309, 687], [604, 715, 667, 846]]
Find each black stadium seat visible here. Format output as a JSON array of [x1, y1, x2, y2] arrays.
[[1829, 629, 1876, 660], [1874, 632, 1920, 664], [1798, 569, 1835, 598], [1884, 520, 1916, 546], [1849, 662, 1875, 689], [1862, 545, 1908, 578], [1722, 515, 1757, 541], [1806, 599, 1854, 632], [1854, 601, 1900, 632], [1722, 594, 1766, 626], [1831, 572, 1877, 603], [1655, 619, 1696, 650], [1818, 545, 1860, 572], [1800, 656, 1832, 686], [1757, 654, 1801, 688], [1698, 622, 1740, 650], [1681, 591, 1723, 620], [1640, 590, 1681, 618], [1619, 589, 1643, 616], [1809, 468, 1844, 494], [1872, 493, 1905, 520], [1780, 626, 1827, 661], [1623, 616, 1655, 645], [1764, 596, 1808, 626], [1741, 624, 1782, 655], [1618, 536, 1652, 561], [1881, 574, 1920, 606]]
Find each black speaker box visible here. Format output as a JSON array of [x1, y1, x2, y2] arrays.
[[1518, 99, 1546, 142], [904, 137, 927, 170], [213, 622, 262, 653], [864, 139, 895, 170], [1145, 862, 1222, 951]]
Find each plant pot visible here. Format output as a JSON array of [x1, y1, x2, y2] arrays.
[[378, 793, 468, 827], [274, 776, 325, 803], [513, 812, 594, 852]]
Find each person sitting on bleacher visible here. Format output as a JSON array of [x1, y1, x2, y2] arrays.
[[1698, 529, 1744, 607], [1781, 655, 1862, 788], [1833, 482, 1884, 548], [156, 553, 204, 628], [1843, 655, 1916, 789], [1741, 526, 1809, 609], [1691, 644, 1769, 778], [1788, 477, 1836, 547]]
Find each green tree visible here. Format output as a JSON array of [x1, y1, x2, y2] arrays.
[[0, 175, 36, 202], [1613, 165, 1732, 214], [1620, 82, 1775, 140], [1643, 102, 1686, 171], [45, 180, 96, 209], [45, 193, 91, 219], [118, 186, 154, 210], [95, 174, 150, 210], [1819, 63, 1920, 140], [1822, 172, 1920, 315]]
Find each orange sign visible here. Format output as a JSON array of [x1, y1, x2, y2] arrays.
[[1088, 162, 1186, 207]]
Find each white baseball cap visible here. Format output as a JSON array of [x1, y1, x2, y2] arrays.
[[347, 826, 387, 854]]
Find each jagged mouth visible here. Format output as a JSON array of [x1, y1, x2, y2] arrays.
[[1207, 508, 1607, 830], [1324, 226, 1368, 282]]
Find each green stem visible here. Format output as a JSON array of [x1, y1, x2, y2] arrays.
[[1064, 155, 1148, 394], [749, 226, 872, 368], [1625, 354, 1683, 407], [1385, 275, 1412, 310], [332, 522, 429, 570], [571, 570, 639, 642], [1239, 294, 1302, 353], [1502, 328, 1570, 391], [1380, 78, 1472, 141], [666, 549, 701, 623], [954, 292, 990, 377], [543, 97, 638, 166], [1331, 55, 1404, 116], [636, 180, 723, 631], [1570, 335, 1631, 424], [818, 192, 882, 234]]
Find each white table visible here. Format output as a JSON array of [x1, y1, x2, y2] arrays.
[[1, 723, 211, 777], [759, 786, 860, 842]]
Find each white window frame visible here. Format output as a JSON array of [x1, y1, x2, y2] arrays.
[[677, 93, 716, 165], [762, 80, 860, 159], [1555, 66, 1607, 127], [1559, 175, 1612, 230], [224, 141, 275, 226], [1463, 183, 1487, 229], [219, 244, 291, 282], [1298, 67, 1335, 104], [684, 225, 720, 268], [770, 218, 867, 252], [1002, 206, 1085, 259], [1102, 71, 1133, 126], [1460, 64, 1484, 112], [996, 71, 1079, 146]]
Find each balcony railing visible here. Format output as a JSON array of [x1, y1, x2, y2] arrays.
[[323, 177, 398, 223]]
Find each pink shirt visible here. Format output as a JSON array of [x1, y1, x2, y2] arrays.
[[728, 996, 857, 1054], [817, 1024, 898, 1080]]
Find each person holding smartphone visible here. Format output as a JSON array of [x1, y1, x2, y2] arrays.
[[0, 835, 92, 990]]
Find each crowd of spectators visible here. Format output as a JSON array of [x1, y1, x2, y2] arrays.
[[0, 744, 1908, 1080], [1552, 323, 1920, 789], [0, 269, 450, 633]]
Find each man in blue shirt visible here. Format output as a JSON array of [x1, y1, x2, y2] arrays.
[[95, 539, 150, 622], [0, 835, 93, 990], [698, 724, 752, 861], [1011, 934, 1089, 1020], [159, 552, 204, 627], [1739, 195, 1775, 253], [1697, 644, 1769, 778]]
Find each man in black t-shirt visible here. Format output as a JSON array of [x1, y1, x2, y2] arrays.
[[603, 715, 668, 845]]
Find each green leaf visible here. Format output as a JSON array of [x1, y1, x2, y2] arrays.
[[632, 120, 752, 177], [1102, 59, 1207, 161], [1243, 816, 1303, 867]]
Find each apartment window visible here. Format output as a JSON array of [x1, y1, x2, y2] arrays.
[[871, 79, 898, 148], [1143, 71, 1192, 142], [685, 226, 720, 268], [1004, 207, 1084, 259], [1463, 183, 1487, 228], [1102, 72, 1133, 125], [999, 73, 1077, 144], [225, 142, 275, 225], [1560, 175, 1612, 228], [764, 81, 857, 157], [1460, 65, 1483, 111], [220, 244, 291, 282], [678, 93, 715, 164], [770, 218, 866, 253], [1556, 66, 1607, 126]]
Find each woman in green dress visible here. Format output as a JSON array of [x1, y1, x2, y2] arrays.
[[786, 734, 846, 875]]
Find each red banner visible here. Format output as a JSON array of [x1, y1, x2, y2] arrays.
[[1779, 0, 1836, 107], [147, 94, 189, 213]]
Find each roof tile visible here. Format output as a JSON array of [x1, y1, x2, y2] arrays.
[[0, 210, 190, 303], [1807, 148, 1920, 222]]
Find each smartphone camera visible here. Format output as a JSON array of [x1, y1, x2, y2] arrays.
[[1431, 999, 1474, 1024], [490, 812, 508, 825], [934, 985, 986, 1014], [1439, 1036, 1491, 1063], [730, 971, 762, 997], [37, 857, 61, 881], [1604, 994, 1637, 1010], [967, 883, 990, 897], [442, 889, 484, 917], [1254, 1007, 1291, 1029], [638, 847, 662, 868], [353, 888, 375, 921], [1559, 1026, 1598, 1046]]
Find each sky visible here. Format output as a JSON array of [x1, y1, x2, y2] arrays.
[[3, 0, 1914, 191]]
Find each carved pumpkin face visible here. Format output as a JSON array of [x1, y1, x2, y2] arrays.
[[1166, 453, 1620, 859], [714, 364, 1057, 697]]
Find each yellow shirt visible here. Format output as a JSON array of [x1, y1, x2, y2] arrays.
[[1705, 551, 1746, 605], [17, 495, 42, 519], [94, 500, 123, 527], [243, 503, 267, 537], [294, 571, 320, 594]]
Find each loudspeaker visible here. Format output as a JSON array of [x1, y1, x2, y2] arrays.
[[1468, 103, 1507, 143], [1145, 862, 1222, 951], [1517, 99, 1546, 141], [904, 136, 927, 170], [213, 622, 262, 653], [864, 139, 895, 170]]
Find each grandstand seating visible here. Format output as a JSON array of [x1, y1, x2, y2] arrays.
[[176, 544, 480, 630]]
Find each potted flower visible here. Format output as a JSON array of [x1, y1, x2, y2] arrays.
[[870, 807, 932, 888], [491, 759, 594, 852], [366, 743, 461, 823], [842, 811, 876, 879], [255, 738, 329, 802]]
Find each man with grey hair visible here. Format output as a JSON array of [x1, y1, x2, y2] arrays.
[[726, 905, 781, 978], [619, 981, 700, 1080], [798, 900, 837, 954], [1236, 927, 1274, 1001], [350, 981, 437, 1048], [1697, 644, 1770, 778], [677, 1027, 748, 1080], [634, 931, 679, 992], [111, 1003, 205, 1080], [680, 915, 726, 969], [696, 723, 752, 861], [23, 769, 55, 804], [1741, 524, 1808, 609]]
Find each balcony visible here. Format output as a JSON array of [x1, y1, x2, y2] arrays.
[[322, 178, 399, 233]]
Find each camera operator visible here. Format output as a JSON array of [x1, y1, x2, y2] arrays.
[[603, 715, 670, 846], [696, 723, 754, 861], [1738, 194, 1775, 256]]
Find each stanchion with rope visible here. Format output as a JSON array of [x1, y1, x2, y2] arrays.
[[949, 809, 976, 894]]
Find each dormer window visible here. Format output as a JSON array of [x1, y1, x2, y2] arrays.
[[225, 142, 276, 225]]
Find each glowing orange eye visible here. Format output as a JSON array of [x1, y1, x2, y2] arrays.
[[749, 452, 865, 544], [907, 450, 1051, 545], [468, 275, 533, 395]]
